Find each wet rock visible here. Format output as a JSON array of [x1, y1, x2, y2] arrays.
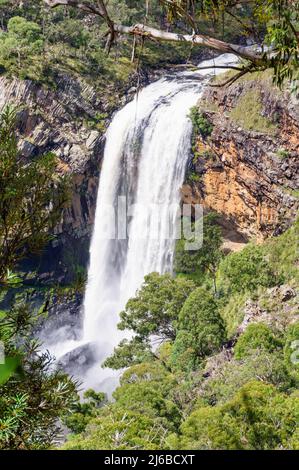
[[57, 342, 98, 377], [34, 292, 84, 349]]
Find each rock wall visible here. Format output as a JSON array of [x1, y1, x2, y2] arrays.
[[0, 70, 150, 282], [1, 68, 298, 281], [183, 72, 299, 241]]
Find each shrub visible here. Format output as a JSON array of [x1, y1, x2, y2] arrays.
[[64, 389, 107, 434], [201, 351, 292, 404], [118, 273, 195, 341], [218, 243, 277, 294], [0, 16, 44, 79], [174, 213, 223, 292], [219, 291, 248, 338], [171, 287, 226, 371], [0, 107, 70, 282], [276, 148, 289, 159], [264, 218, 299, 283], [104, 273, 196, 370], [189, 107, 213, 138], [234, 323, 282, 359], [174, 381, 299, 450], [63, 408, 164, 450]]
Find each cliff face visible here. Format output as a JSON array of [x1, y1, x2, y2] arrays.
[[182, 72, 299, 241], [0, 72, 137, 234], [1, 68, 298, 280], [0, 71, 148, 282]]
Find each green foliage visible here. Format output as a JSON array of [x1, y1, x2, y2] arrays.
[[264, 218, 299, 283], [0, 16, 44, 79], [218, 243, 277, 294], [48, 17, 91, 50], [2, 270, 22, 288], [171, 287, 226, 371], [0, 1, 298, 89], [234, 323, 283, 359], [64, 389, 107, 435], [118, 272, 195, 341], [0, 0, 198, 86], [172, 381, 299, 450], [276, 148, 290, 159], [201, 351, 294, 404], [63, 407, 166, 450], [0, 301, 77, 449], [64, 359, 180, 450], [0, 104, 76, 448], [284, 322, 299, 373], [220, 291, 248, 339], [113, 363, 180, 429], [7, 16, 42, 43], [187, 171, 200, 183], [71, 265, 87, 293], [104, 273, 195, 370], [0, 107, 70, 283], [103, 336, 154, 370], [162, 0, 299, 88], [0, 356, 20, 386], [189, 108, 213, 139], [1, 1, 298, 452], [263, 1, 299, 87], [62, 218, 298, 451], [193, 149, 216, 162], [84, 112, 109, 133], [175, 213, 223, 292]]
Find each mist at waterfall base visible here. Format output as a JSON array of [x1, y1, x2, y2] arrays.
[[41, 54, 238, 395]]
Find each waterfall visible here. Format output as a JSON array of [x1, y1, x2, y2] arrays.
[[43, 54, 238, 393], [80, 53, 238, 392], [83, 80, 199, 341]]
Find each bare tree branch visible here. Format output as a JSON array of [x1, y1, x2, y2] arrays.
[[209, 67, 257, 87], [114, 24, 263, 62], [43, 0, 266, 64]]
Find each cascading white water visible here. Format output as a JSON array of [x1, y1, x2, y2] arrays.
[[83, 80, 199, 342], [80, 79, 200, 391], [41, 54, 238, 391], [80, 53, 239, 392]]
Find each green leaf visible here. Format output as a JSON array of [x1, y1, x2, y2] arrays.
[[0, 356, 20, 385]]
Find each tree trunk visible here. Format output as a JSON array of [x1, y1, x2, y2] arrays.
[[114, 24, 263, 63]]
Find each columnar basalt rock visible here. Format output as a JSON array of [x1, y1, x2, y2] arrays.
[[0, 74, 104, 237], [0, 70, 151, 281]]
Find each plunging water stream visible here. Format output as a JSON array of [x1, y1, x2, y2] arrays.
[[44, 54, 238, 393]]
